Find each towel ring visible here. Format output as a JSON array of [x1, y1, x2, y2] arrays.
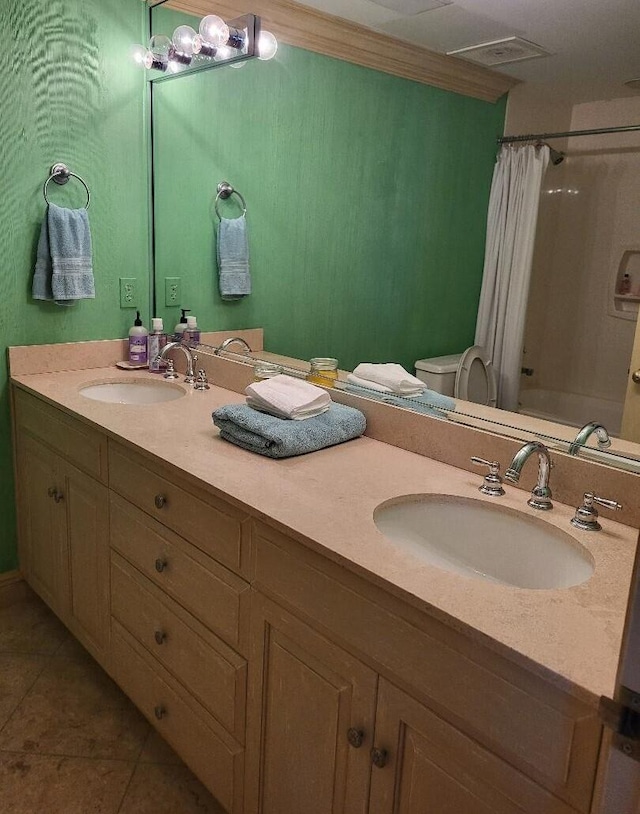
[[43, 163, 91, 209], [215, 181, 246, 220]]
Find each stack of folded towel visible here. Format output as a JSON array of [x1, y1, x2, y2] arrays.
[[32, 204, 95, 306], [346, 363, 455, 417], [347, 363, 425, 395], [212, 374, 366, 458], [245, 375, 331, 420]]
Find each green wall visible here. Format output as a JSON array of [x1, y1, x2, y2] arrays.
[[153, 38, 506, 371], [0, 0, 149, 572]]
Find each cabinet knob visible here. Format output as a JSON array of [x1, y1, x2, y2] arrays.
[[154, 629, 167, 645], [154, 705, 166, 720], [371, 747, 388, 769], [154, 494, 167, 509], [47, 486, 56, 497], [53, 490, 64, 503], [347, 728, 364, 748], [632, 369, 640, 384], [154, 557, 167, 573]]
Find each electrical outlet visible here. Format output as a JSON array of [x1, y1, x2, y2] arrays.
[[165, 277, 181, 306], [119, 277, 138, 308]]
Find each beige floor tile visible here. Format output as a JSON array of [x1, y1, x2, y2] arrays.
[[0, 596, 68, 655], [0, 651, 149, 760], [118, 763, 226, 814], [0, 654, 49, 730], [138, 728, 185, 766], [0, 751, 134, 814]]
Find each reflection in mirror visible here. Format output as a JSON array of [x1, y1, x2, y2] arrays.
[[149, 2, 640, 475]]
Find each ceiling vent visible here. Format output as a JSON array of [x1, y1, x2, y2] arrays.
[[367, 0, 453, 15], [447, 36, 550, 66]]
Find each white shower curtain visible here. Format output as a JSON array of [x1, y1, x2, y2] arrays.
[[475, 144, 550, 411]]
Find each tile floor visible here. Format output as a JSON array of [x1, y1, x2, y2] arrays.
[[0, 592, 225, 813]]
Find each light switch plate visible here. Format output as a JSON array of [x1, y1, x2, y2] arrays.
[[165, 277, 181, 306], [119, 277, 138, 308]]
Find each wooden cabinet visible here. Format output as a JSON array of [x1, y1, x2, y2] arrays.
[[107, 440, 250, 813], [245, 594, 377, 814], [248, 521, 602, 814], [15, 425, 110, 665], [11, 385, 605, 814]]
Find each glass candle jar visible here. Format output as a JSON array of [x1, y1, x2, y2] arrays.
[[307, 357, 338, 388], [253, 362, 283, 381]]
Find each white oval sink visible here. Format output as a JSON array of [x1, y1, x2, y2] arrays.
[[79, 380, 185, 405], [374, 495, 594, 589]]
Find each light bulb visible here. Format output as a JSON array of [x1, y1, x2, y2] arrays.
[[131, 44, 149, 67], [172, 25, 201, 57], [257, 31, 278, 61], [199, 15, 229, 47], [148, 34, 171, 60]]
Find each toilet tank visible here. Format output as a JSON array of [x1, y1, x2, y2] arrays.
[[414, 354, 462, 397]]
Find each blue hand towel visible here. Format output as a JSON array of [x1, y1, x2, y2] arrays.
[[32, 204, 95, 305], [346, 384, 455, 418], [217, 216, 251, 300], [212, 403, 366, 458]]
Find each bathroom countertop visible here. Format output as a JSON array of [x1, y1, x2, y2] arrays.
[[11, 365, 639, 707]]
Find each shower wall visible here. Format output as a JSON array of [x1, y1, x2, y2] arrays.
[[516, 96, 640, 426]]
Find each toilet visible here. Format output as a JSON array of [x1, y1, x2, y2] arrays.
[[414, 346, 498, 407]]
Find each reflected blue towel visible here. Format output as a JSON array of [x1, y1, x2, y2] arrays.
[[32, 204, 95, 305], [346, 384, 455, 418], [212, 403, 366, 458], [217, 216, 251, 300]]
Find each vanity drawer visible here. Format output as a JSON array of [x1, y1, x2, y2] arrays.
[[112, 620, 243, 814], [111, 553, 246, 739], [251, 521, 601, 813], [110, 493, 249, 652], [13, 389, 107, 482], [109, 442, 249, 575]]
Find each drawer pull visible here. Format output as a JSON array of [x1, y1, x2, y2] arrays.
[[347, 728, 365, 748], [154, 705, 166, 720], [154, 629, 167, 645], [154, 557, 168, 573], [371, 747, 388, 769], [47, 487, 64, 503], [154, 494, 167, 509]]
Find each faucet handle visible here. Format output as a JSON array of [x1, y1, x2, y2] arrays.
[[470, 457, 505, 497], [571, 491, 622, 531], [163, 359, 179, 380], [194, 369, 210, 391]]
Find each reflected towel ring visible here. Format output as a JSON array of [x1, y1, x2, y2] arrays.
[[43, 163, 91, 209], [215, 180, 246, 220]]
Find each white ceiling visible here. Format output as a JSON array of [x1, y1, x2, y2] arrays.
[[293, 0, 640, 102]]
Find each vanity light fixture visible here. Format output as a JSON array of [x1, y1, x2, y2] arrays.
[[132, 12, 277, 74]]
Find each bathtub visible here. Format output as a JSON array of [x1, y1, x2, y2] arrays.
[[518, 387, 623, 437]]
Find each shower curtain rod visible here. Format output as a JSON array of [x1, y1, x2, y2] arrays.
[[498, 123, 640, 144]]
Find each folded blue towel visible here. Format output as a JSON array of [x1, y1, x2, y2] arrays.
[[32, 204, 95, 305], [217, 216, 251, 300], [345, 384, 455, 418], [212, 403, 366, 458]]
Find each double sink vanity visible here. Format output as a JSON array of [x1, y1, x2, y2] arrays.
[[8, 334, 639, 814]]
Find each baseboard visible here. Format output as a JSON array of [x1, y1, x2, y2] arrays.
[[0, 570, 32, 608]]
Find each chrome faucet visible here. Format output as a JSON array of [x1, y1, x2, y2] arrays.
[[569, 422, 612, 456], [157, 341, 196, 384], [215, 336, 252, 355], [504, 441, 553, 510]]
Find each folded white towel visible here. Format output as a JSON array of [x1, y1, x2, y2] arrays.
[[352, 363, 425, 395], [245, 374, 331, 420], [346, 373, 395, 393]]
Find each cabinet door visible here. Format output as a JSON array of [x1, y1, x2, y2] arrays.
[[246, 594, 377, 814], [63, 461, 110, 663], [16, 433, 69, 616], [370, 679, 574, 814]]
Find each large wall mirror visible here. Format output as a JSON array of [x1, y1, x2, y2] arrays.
[[147, 0, 640, 476]]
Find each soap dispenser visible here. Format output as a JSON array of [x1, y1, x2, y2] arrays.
[[186, 315, 200, 346], [148, 317, 167, 373], [174, 308, 190, 342], [128, 311, 148, 365]]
